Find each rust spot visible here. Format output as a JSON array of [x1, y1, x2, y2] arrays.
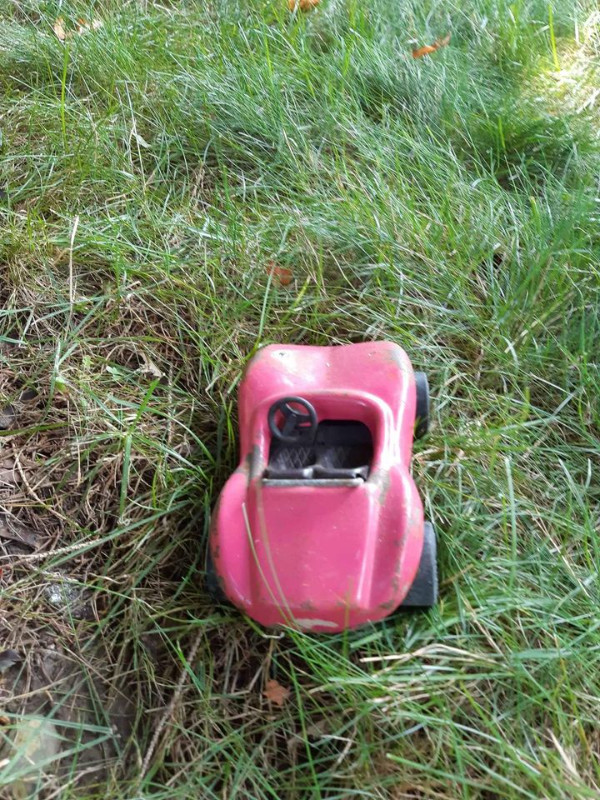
[[247, 444, 263, 481], [382, 345, 405, 367], [379, 600, 395, 611], [370, 467, 391, 506]]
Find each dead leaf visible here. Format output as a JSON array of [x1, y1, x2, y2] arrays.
[[266, 261, 293, 287], [0, 403, 16, 430], [53, 17, 68, 41], [131, 131, 151, 149], [264, 678, 290, 707], [0, 516, 40, 550], [412, 44, 437, 58], [0, 650, 21, 674], [54, 16, 103, 41], [412, 32, 451, 59], [289, 0, 320, 11], [0, 456, 17, 488], [136, 356, 164, 380], [76, 18, 103, 34]]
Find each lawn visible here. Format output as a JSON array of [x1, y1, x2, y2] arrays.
[[0, 0, 599, 797]]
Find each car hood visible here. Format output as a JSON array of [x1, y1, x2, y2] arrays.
[[212, 465, 423, 631]]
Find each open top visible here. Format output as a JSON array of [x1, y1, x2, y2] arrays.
[[266, 411, 374, 481]]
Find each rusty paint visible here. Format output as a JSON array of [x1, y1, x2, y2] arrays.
[[370, 467, 391, 506], [382, 345, 405, 367], [247, 444, 262, 482]]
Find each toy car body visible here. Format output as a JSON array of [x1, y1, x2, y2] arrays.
[[209, 342, 436, 632]]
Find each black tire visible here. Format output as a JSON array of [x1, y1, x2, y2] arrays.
[[414, 372, 429, 439], [400, 522, 438, 608], [205, 549, 226, 604]]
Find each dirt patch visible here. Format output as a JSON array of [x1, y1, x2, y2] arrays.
[[0, 638, 136, 797]]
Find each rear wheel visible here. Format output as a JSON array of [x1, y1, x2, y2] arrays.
[[400, 522, 438, 608], [414, 372, 429, 439]]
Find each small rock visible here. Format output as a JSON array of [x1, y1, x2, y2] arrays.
[[44, 577, 94, 620]]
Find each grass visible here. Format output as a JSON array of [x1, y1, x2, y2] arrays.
[[0, 0, 599, 797]]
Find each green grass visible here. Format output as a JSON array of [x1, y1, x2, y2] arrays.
[[0, 0, 599, 797]]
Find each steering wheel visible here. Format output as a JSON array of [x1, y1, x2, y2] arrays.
[[268, 396, 318, 444]]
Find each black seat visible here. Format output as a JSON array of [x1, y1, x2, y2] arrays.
[[265, 421, 373, 481]]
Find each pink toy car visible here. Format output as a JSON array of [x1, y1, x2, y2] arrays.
[[208, 342, 436, 632]]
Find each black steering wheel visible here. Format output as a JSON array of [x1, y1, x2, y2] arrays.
[[268, 396, 318, 443]]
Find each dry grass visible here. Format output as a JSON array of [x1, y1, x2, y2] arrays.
[[0, 0, 599, 797]]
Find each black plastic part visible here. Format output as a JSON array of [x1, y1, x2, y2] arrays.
[[414, 372, 429, 439], [265, 420, 373, 481], [268, 396, 318, 444], [205, 550, 226, 604], [400, 522, 438, 608]]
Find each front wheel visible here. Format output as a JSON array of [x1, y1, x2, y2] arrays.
[[400, 522, 438, 608], [414, 372, 429, 439]]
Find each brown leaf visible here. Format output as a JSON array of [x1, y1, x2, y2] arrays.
[[0, 515, 40, 550], [53, 18, 68, 41], [0, 650, 21, 673], [54, 16, 103, 40], [412, 32, 451, 59], [0, 403, 16, 430], [289, 0, 320, 11], [266, 261, 293, 287], [0, 455, 17, 488], [412, 44, 437, 58], [264, 679, 290, 707], [76, 18, 104, 34]]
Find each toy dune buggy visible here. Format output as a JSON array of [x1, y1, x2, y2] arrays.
[[209, 342, 436, 632]]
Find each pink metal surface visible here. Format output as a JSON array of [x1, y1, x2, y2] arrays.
[[210, 342, 424, 632]]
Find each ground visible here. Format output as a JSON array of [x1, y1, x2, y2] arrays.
[[0, 0, 599, 798]]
